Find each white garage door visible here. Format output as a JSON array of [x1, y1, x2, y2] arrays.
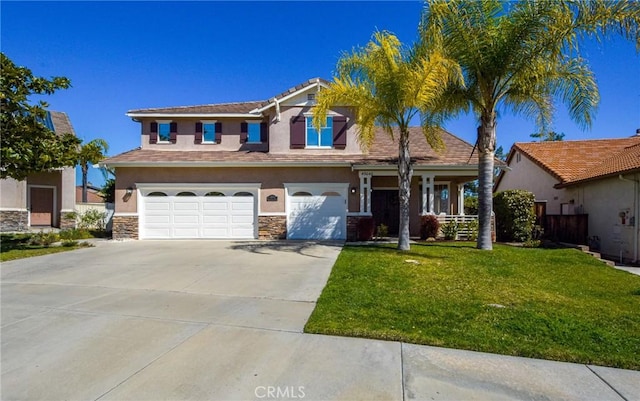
[[141, 190, 256, 239], [287, 186, 347, 240]]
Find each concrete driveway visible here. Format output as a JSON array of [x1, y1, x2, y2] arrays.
[[2, 240, 639, 401]]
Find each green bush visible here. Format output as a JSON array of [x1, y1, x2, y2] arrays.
[[493, 190, 536, 242], [376, 224, 389, 239], [441, 221, 458, 240], [29, 231, 59, 247], [464, 219, 479, 241], [420, 215, 440, 239], [464, 196, 478, 215], [77, 209, 107, 231], [59, 228, 92, 240]]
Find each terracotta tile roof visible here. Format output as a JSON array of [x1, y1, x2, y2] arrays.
[[49, 111, 76, 136], [512, 137, 640, 185], [128, 101, 264, 115], [105, 126, 478, 167]]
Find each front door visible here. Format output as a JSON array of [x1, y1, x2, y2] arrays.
[[30, 187, 54, 226], [371, 190, 400, 235]]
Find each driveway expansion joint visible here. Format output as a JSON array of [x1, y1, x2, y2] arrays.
[[586, 365, 629, 401]]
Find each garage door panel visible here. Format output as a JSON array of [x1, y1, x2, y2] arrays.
[[141, 189, 256, 239], [288, 193, 346, 240]]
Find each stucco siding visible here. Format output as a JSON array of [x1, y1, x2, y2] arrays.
[[573, 175, 639, 262], [0, 178, 27, 209], [496, 152, 571, 214]]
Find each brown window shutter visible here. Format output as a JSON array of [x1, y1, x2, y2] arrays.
[[149, 122, 158, 144], [260, 122, 268, 143], [194, 122, 203, 144], [333, 116, 347, 149], [240, 122, 248, 143], [290, 116, 305, 149], [215, 122, 222, 144], [169, 122, 177, 143]]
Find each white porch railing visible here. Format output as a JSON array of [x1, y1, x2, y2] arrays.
[[435, 214, 479, 240]]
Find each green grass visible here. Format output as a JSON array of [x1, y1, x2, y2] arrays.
[[1, 233, 88, 262], [305, 242, 640, 370]]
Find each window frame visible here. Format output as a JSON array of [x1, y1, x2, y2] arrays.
[[305, 116, 333, 149], [247, 122, 261, 144], [201, 121, 217, 144], [156, 120, 172, 143]]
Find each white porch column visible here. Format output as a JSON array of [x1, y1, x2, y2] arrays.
[[458, 183, 465, 215], [422, 174, 435, 214], [359, 172, 372, 214]]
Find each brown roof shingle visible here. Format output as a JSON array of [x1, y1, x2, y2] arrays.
[[50, 111, 76, 136], [128, 101, 264, 115], [512, 137, 640, 185]]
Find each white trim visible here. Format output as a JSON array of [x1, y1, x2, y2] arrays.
[[201, 121, 218, 144], [0, 208, 28, 212], [352, 165, 479, 173], [128, 113, 262, 119], [347, 212, 373, 217], [252, 81, 330, 113], [284, 182, 349, 240], [136, 183, 261, 191], [27, 185, 57, 227], [304, 115, 333, 149], [60, 209, 75, 213], [246, 121, 263, 144]]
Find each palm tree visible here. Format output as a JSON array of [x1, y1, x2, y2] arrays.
[[77, 138, 109, 203], [313, 31, 462, 250], [420, 0, 639, 250]]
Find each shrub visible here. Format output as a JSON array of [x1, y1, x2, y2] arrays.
[[61, 240, 78, 247], [420, 215, 440, 240], [77, 209, 107, 231], [357, 217, 375, 241], [464, 219, 479, 241], [493, 190, 536, 242], [441, 221, 458, 240], [29, 231, 59, 247], [464, 196, 479, 215], [59, 228, 92, 240], [376, 224, 389, 239]]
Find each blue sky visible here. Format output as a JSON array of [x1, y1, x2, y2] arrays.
[[2, 1, 639, 187]]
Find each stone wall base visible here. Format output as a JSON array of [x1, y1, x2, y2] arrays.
[[113, 215, 139, 240], [258, 215, 287, 240], [0, 210, 29, 232]]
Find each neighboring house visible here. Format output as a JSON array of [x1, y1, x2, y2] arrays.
[[103, 78, 480, 241], [0, 111, 76, 231], [76, 185, 104, 203], [495, 135, 640, 263]]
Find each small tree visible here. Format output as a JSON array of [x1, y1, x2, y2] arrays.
[[77, 139, 109, 203], [1, 53, 79, 180]]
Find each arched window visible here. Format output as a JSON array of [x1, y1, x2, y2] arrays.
[[176, 191, 196, 196], [205, 191, 225, 197], [234, 192, 253, 197], [147, 192, 167, 197], [292, 191, 313, 196]]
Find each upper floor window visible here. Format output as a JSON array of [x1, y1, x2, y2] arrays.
[[306, 116, 333, 148], [248, 122, 261, 143], [158, 123, 171, 142], [203, 123, 216, 143]]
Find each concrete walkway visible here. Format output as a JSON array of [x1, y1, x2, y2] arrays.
[[1, 241, 638, 401]]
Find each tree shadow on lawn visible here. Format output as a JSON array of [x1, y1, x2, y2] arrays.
[[228, 240, 344, 258], [345, 243, 448, 261]]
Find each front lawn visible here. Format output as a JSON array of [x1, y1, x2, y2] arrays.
[[1, 233, 90, 262], [305, 242, 640, 370]]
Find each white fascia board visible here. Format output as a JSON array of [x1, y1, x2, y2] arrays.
[[126, 113, 263, 119], [252, 82, 330, 113], [353, 164, 478, 172], [103, 161, 352, 168], [135, 183, 261, 190]]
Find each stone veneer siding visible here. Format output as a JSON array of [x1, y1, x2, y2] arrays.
[[258, 216, 287, 240], [0, 210, 29, 232], [113, 215, 139, 239], [60, 212, 77, 230]]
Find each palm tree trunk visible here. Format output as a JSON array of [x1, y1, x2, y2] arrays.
[[82, 164, 88, 203], [477, 116, 496, 250], [397, 127, 412, 251]]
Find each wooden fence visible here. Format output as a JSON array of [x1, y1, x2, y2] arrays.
[[543, 214, 588, 245]]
